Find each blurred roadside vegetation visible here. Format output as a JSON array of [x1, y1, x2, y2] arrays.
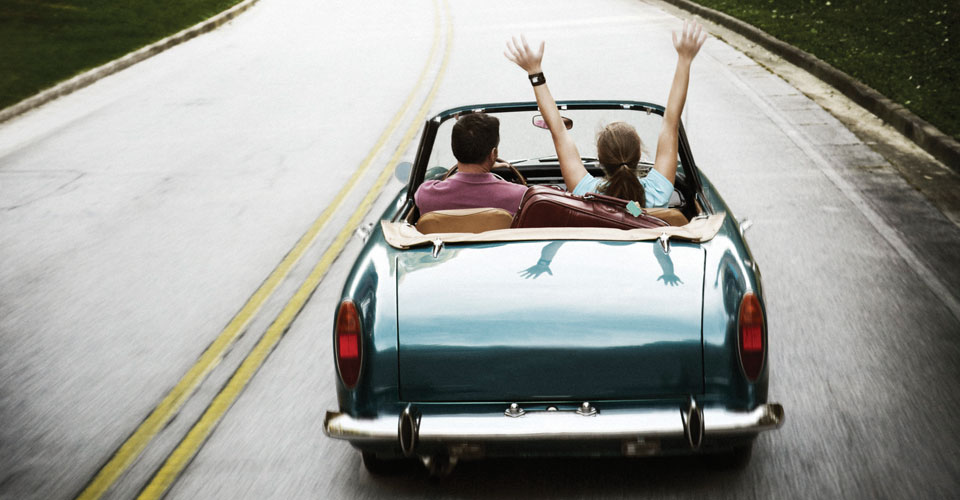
[[0, 0, 242, 110], [694, 0, 959, 141]]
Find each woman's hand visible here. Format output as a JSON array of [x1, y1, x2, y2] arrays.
[[672, 20, 707, 61], [655, 20, 706, 186], [505, 35, 587, 191], [505, 35, 545, 75]]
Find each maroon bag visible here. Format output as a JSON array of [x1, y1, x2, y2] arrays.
[[511, 185, 669, 229]]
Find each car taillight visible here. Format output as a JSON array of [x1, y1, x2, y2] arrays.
[[738, 292, 765, 382], [336, 300, 362, 389]]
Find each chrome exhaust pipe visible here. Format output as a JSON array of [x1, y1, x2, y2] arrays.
[[399, 404, 420, 457], [682, 396, 704, 450]]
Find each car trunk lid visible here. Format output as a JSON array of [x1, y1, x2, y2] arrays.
[[397, 239, 704, 402]]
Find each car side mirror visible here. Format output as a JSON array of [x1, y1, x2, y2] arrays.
[[532, 114, 573, 130], [394, 161, 412, 183]]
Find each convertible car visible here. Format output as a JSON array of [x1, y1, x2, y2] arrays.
[[323, 101, 784, 475]]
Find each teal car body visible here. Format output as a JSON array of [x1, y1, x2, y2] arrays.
[[324, 101, 783, 474]]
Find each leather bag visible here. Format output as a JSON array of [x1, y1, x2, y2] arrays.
[[511, 185, 669, 229]]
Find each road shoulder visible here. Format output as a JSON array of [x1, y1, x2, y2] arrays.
[[0, 0, 260, 125], [650, 0, 960, 229]]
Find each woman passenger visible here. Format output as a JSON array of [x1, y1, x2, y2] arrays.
[[505, 21, 707, 208]]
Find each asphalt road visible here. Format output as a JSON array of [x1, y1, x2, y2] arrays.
[[1, 0, 959, 498]]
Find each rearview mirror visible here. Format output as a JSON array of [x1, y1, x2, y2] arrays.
[[532, 115, 573, 130]]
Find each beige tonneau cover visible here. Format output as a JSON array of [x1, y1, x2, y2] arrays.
[[381, 213, 726, 250]]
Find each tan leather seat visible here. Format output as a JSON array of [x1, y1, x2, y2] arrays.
[[416, 208, 514, 234], [645, 207, 688, 226]]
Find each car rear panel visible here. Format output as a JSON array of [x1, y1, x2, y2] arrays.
[[396, 240, 705, 402]]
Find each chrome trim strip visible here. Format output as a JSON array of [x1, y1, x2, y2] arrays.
[[324, 404, 784, 443]]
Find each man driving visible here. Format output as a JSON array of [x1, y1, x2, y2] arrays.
[[415, 112, 528, 215]]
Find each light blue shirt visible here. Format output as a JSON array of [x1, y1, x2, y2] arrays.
[[571, 168, 674, 208]]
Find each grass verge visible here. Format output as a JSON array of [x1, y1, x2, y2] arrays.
[[691, 0, 959, 141], [0, 0, 243, 111]]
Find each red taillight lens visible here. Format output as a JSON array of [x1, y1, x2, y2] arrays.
[[738, 292, 765, 382], [336, 300, 362, 389]]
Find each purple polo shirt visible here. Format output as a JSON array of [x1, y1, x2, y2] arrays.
[[415, 172, 528, 215]]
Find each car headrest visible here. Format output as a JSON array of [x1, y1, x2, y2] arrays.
[[645, 207, 688, 226], [416, 207, 514, 234]]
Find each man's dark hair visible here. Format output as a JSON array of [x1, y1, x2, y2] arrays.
[[451, 113, 499, 164]]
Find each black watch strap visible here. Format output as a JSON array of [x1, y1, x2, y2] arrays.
[[528, 72, 546, 86]]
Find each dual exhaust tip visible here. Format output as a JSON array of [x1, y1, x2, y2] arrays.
[[399, 398, 706, 457], [683, 396, 704, 450], [400, 405, 420, 457]]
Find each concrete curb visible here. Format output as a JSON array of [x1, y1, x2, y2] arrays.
[[0, 0, 260, 125], [661, 0, 960, 173]]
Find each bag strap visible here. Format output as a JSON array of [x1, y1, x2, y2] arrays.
[[582, 191, 641, 211]]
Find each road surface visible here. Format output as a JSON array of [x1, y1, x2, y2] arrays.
[[1, 0, 958, 498]]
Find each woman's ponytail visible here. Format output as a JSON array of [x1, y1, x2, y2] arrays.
[[601, 163, 645, 202], [596, 123, 645, 203]]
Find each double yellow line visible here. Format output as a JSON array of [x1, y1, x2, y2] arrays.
[[77, 1, 452, 498]]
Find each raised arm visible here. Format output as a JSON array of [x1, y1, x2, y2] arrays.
[[506, 36, 587, 192], [653, 20, 707, 185]]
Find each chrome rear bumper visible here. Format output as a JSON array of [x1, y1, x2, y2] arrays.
[[324, 403, 784, 455]]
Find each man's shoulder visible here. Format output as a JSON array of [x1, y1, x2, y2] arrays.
[[416, 179, 440, 191], [415, 178, 448, 197], [492, 176, 528, 191], [480, 177, 527, 201]]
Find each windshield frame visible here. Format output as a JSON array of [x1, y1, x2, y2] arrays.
[[399, 100, 710, 220]]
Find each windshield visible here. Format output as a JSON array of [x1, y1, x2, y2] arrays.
[[427, 107, 680, 173]]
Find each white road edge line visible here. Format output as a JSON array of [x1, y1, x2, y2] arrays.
[[708, 48, 960, 324]]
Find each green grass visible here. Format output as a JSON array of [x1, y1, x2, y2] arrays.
[[692, 0, 960, 141], [0, 0, 243, 110]]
